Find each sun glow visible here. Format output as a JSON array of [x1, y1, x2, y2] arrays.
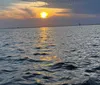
[[40, 12, 48, 19], [0, 1, 71, 19]]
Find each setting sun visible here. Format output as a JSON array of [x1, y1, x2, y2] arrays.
[[40, 12, 48, 19]]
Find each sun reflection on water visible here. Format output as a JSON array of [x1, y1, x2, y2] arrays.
[[34, 27, 61, 63]]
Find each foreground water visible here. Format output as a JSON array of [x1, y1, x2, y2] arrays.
[[0, 25, 100, 85]]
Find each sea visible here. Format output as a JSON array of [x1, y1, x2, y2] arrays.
[[0, 25, 100, 85]]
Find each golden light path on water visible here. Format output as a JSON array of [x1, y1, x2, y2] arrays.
[[35, 27, 61, 63]]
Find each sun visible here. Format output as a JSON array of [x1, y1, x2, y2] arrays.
[[40, 12, 48, 19]]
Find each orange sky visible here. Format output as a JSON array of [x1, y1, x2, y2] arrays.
[[0, 0, 99, 28], [0, 1, 71, 19]]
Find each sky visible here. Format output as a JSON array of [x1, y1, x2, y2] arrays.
[[0, 0, 100, 28]]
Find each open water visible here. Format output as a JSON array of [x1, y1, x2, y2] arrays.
[[0, 25, 100, 85]]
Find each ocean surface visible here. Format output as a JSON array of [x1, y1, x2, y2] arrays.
[[0, 25, 100, 85]]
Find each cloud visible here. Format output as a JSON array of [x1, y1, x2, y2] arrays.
[[0, 0, 20, 10], [20, 0, 100, 15], [20, 8, 35, 17], [0, 0, 100, 19], [0, 0, 100, 28], [0, 1, 47, 19], [0, 1, 70, 19]]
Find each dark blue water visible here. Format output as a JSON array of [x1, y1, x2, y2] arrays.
[[0, 25, 100, 85]]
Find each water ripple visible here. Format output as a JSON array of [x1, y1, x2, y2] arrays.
[[0, 26, 100, 85]]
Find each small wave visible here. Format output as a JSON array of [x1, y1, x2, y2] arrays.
[[92, 44, 99, 47], [50, 62, 78, 70], [27, 58, 47, 62], [36, 69, 54, 73], [22, 72, 54, 84], [2, 43, 10, 47], [91, 55, 99, 58], [0, 57, 5, 61], [0, 69, 16, 73], [72, 78, 100, 85], [14, 57, 29, 61], [17, 48, 25, 53], [85, 65, 100, 74], [6, 56, 13, 58], [0, 81, 13, 85], [92, 66, 100, 71], [70, 49, 77, 52], [42, 76, 52, 80], [33, 52, 49, 56], [59, 77, 71, 81], [14, 57, 47, 63], [85, 69, 95, 73], [22, 73, 41, 80], [17, 82, 44, 85], [62, 84, 68, 85], [48, 44, 56, 47], [34, 46, 42, 49]]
